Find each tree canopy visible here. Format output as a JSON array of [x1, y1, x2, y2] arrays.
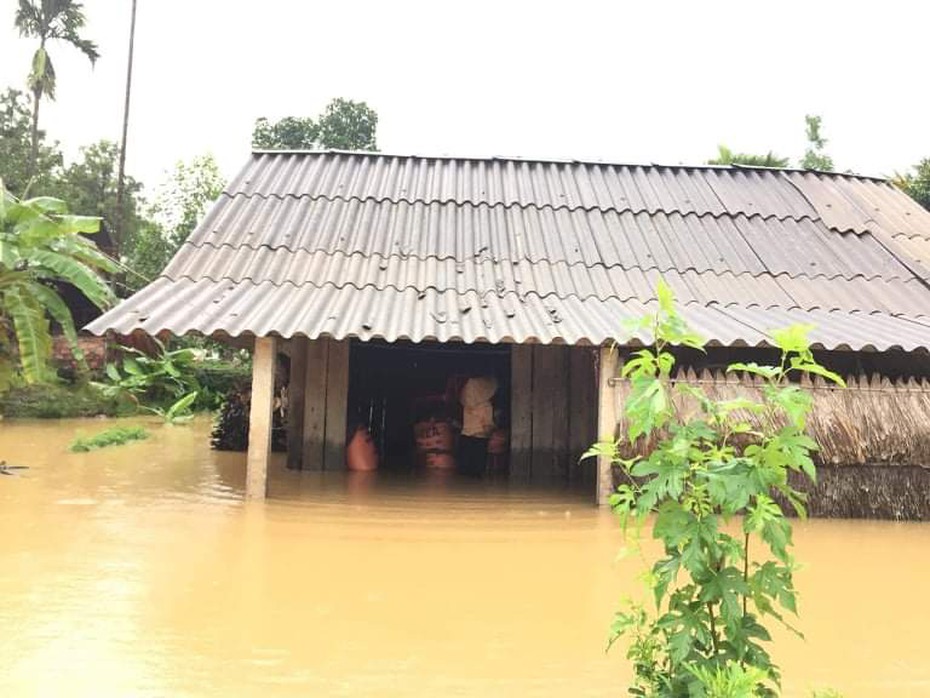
[[800, 114, 834, 171], [708, 113, 835, 171], [0, 88, 61, 195], [707, 145, 790, 168], [123, 154, 224, 292], [253, 98, 378, 151], [894, 158, 930, 211], [14, 0, 99, 177]]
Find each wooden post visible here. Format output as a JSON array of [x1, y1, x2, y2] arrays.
[[596, 345, 619, 506], [302, 338, 328, 471], [247, 336, 277, 499], [568, 347, 597, 488], [286, 337, 308, 470], [510, 344, 533, 483], [531, 345, 565, 483], [323, 339, 349, 471]]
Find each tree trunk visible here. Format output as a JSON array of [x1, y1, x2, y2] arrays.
[[29, 88, 41, 189]]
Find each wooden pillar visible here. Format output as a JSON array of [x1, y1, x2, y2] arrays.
[[531, 345, 566, 483], [323, 339, 349, 471], [286, 337, 308, 470], [510, 344, 533, 483], [596, 345, 619, 506], [247, 335, 277, 499], [302, 338, 328, 471], [568, 347, 597, 487]]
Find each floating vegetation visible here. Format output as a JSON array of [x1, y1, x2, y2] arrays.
[[69, 426, 150, 453]]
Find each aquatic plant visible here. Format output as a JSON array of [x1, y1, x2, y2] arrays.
[[587, 281, 843, 696], [69, 425, 149, 452]]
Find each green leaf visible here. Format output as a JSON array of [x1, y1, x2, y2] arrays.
[[4, 286, 51, 383], [105, 362, 122, 382], [166, 391, 199, 422], [727, 362, 780, 379], [770, 324, 815, 354], [28, 282, 86, 371], [656, 278, 675, 315], [789, 360, 846, 387], [31, 249, 114, 310]]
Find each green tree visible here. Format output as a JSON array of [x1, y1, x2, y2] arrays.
[[800, 114, 834, 171], [52, 140, 143, 252], [0, 183, 116, 387], [14, 0, 100, 179], [252, 116, 318, 150], [124, 154, 224, 291], [316, 98, 378, 151], [588, 282, 842, 696], [893, 158, 930, 211], [707, 145, 790, 168], [252, 97, 378, 151], [0, 87, 62, 195]]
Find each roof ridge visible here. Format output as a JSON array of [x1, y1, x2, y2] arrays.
[[247, 149, 891, 183]]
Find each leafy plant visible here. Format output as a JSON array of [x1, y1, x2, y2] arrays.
[[0, 183, 116, 389], [99, 336, 199, 406], [69, 424, 148, 452], [0, 380, 126, 418], [587, 281, 844, 697], [145, 390, 198, 424]]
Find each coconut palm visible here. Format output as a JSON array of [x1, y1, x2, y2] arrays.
[[0, 180, 116, 387], [14, 0, 100, 181]]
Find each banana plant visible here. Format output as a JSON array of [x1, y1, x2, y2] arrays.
[[99, 336, 199, 406], [0, 181, 116, 389], [145, 391, 198, 425]]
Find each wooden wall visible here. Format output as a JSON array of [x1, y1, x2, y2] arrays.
[[510, 345, 598, 487], [286, 337, 349, 471]]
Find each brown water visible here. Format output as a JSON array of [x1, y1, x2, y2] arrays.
[[0, 417, 928, 697]]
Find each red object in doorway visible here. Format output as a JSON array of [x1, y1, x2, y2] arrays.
[[346, 426, 379, 471]]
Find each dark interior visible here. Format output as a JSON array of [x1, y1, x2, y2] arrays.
[[347, 340, 511, 473]]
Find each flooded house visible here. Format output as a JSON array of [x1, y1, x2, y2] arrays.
[[87, 151, 930, 517]]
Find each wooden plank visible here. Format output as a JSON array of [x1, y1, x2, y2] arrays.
[[246, 336, 277, 499], [509, 344, 533, 483], [302, 338, 328, 471], [549, 345, 571, 483], [323, 339, 350, 471], [568, 346, 597, 487], [531, 345, 561, 484], [596, 346, 619, 506], [286, 337, 308, 470]]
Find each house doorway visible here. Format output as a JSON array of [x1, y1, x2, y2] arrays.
[[347, 340, 511, 476]]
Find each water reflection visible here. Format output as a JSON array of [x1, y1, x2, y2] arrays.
[[0, 417, 928, 697]]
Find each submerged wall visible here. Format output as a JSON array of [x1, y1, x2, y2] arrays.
[[510, 345, 598, 486], [606, 369, 930, 521]]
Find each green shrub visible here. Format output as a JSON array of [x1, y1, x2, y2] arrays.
[[69, 425, 149, 452], [588, 281, 844, 697], [193, 359, 251, 409], [0, 381, 130, 418]]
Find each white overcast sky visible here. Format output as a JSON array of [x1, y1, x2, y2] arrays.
[[1, 0, 929, 190]]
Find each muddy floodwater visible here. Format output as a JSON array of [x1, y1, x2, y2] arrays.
[[1, 418, 928, 697]]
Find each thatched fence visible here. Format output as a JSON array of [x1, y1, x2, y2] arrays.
[[607, 369, 930, 520]]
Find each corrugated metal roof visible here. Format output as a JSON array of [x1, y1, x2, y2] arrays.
[[88, 151, 930, 351]]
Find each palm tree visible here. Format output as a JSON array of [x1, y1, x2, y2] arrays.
[[14, 0, 100, 182]]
